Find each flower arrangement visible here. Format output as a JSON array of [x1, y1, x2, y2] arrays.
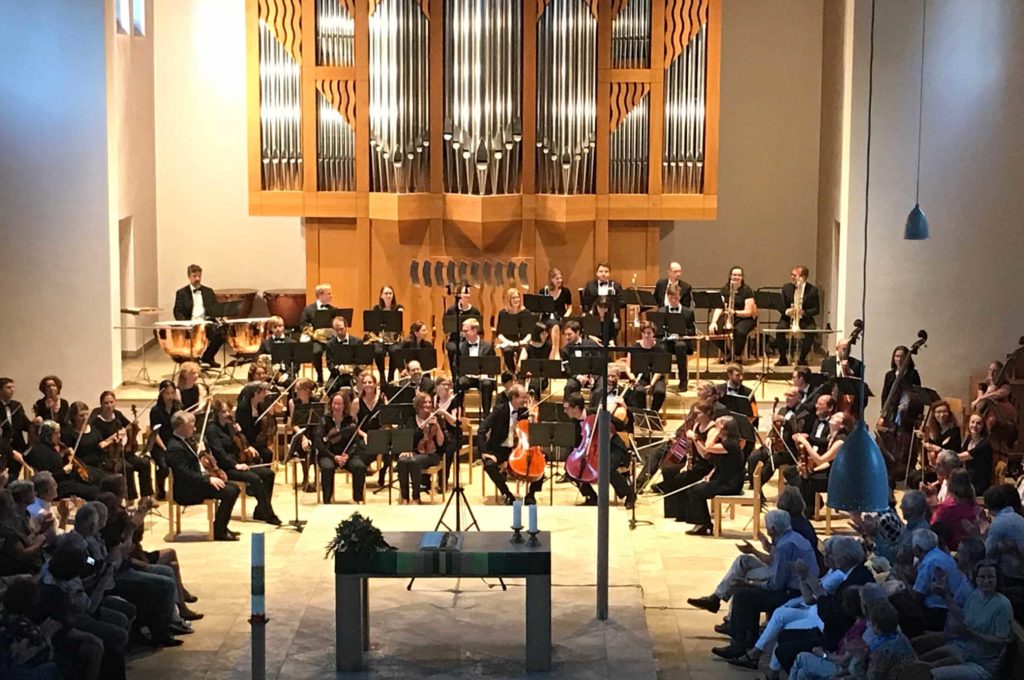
[[324, 512, 394, 559]]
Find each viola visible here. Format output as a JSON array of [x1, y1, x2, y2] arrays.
[[659, 406, 700, 469]]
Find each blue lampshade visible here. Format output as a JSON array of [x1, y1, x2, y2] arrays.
[[826, 420, 890, 513], [904, 203, 929, 240]]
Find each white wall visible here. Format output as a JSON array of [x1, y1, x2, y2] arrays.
[[840, 0, 1024, 404], [153, 0, 306, 315], [0, 0, 116, 400], [659, 0, 824, 293]]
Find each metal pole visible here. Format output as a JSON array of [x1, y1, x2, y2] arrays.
[[250, 532, 267, 680], [596, 407, 610, 621]]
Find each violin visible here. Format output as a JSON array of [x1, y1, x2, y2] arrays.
[[196, 402, 228, 481], [660, 405, 700, 470], [228, 413, 259, 465], [59, 438, 90, 483], [508, 396, 547, 482], [416, 417, 442, 455]]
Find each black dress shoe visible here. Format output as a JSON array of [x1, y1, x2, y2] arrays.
[[624, 492, 637, 510], [264, 515, 283, 526], [524, 495, 537, 506], [685, 523, 713, 536], [502, 495, 516, 506], [579, 496, 598, 507], [775, 358, 789, 367], [686, 594, 721, 613], [214, 532, 240, 542], [153, 636, 185, 648], [713, 622, 730, 635], [711, 643, 746, 660], [205, 359, 221, 369], [727, 652, 759, 669]]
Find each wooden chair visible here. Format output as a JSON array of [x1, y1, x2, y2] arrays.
[[230, 480, 249, 520], [712, 461, 764, 539], [166, 470, 216, 541], [814, 492, 837, 534]]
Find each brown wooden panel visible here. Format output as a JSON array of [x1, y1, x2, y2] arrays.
[[608, 222, 658, 287]]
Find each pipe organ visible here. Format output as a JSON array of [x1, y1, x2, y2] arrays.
[[247, 0, 720, 334]]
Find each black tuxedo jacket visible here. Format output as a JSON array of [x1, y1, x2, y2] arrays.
[[820, 355, 864, 380], [300, 302, 336, 329], [326, 335, 362, 361], [166, 434, 211, 504], [259, 335, 292, 356], [581, 280, 622, 310], [653, 278, 693, 308], [459, 339, 495, 358], [476, 402, 527, 453], [717, 382, 753, 399], [1, 400, 31, 450], [779, 282, 820, 329], [173, 284, 217, 321]]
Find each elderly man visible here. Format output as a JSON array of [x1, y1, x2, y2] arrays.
[[711, 509, 819, 660], [772, 535, 874, 672], [165, 410, 239, 541], [921, 449, 962, 506], [912, 528, 966, 632]]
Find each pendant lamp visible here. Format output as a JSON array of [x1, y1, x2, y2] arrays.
[[905, 0, 929, 240], [827, 0, 890, 513]]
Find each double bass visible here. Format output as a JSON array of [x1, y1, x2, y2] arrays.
[[975, 337, 1023, 452], [835, 319, 864, 416]]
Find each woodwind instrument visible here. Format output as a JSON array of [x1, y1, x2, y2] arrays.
[[723, 284, 735, 331]]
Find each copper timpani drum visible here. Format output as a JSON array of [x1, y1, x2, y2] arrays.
[[154, 321, 208, 361], [214, 288, 258, 318], [225, 317, 269, 356], [263, 288, 307, 328]]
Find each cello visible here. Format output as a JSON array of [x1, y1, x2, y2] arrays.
[[565, 414, 599, 484], [507, 396, 547, 483], [975, 337, 1023, 452]]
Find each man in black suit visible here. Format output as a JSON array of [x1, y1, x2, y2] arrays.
[[653, 261, 693, 308], [457, 319, 496, 415], [325, 315, 362, 392], [299, 283, 336, 384], [477, 384, 539, 505], [560, 320, 601, 401], [172, 264, 225, 367], [819, 337, 863, 379], [165, 410, 239, 541], [581, 262, 621, 312], [259, 315, 296, 383], [773, 266, 820, 367], [562, 392, 636, 508], [0, 377, 31, 480], [443, 287, 482, 369], [656, 283, 697, 389], [399, 360, 435, 398]]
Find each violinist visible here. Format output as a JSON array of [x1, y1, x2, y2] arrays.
[[317, 390, 369, 503], [0, 377, 31, 479], [457, 319, 496, 415], [399, 392, 444, 505], [432, 377, 463, 489], [355, 372, 388, 487], [176, 361, 202, 411], [164, 411, 240, 541], [478, 384, 531, 506], [289, 378, 319, 492], [396, 322, 435, 387], [369, 285, 403, 381], [444, 287, 482, 369], [519, 323, 553, 398], [90, 391, 151, 501], [247, 362, 270, 382], [496, 288, 530, 372], [789, 411, 852, 518], [61, 402, 107, 483], [745, 387, 803, 487], [910, 400, 962, 487], [562, 391, 636, 509], [959, 413, 993, 496], [802, 394, 836, 456], [670, 415, 745, 535], [234, 381, 274, 465], [32, 375, 69, 426], [204, 399, 280, 524], [148, 380, 181, 500], [560, 320, 600, 401], [707, 267, 756, 363], [659, 399, 716, 507], [792, 368, 814, 411], [656, 283, 696, 390], [25, 420, 99, 500], [299, 283, 336, 384]]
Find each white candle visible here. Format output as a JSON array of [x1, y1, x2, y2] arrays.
[[512, 500, 522, 528], [528, 504, 538, 534]]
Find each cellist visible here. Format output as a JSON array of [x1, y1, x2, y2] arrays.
[[477, 384, 531, 506], [562, 392, 636, 509]]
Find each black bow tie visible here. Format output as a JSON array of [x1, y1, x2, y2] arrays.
[[468, 343, 478, 348], [192, 288, 201, 294]]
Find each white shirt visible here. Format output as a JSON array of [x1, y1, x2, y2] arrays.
[[502, 403, 517, 448], [597, 282, 614, 296], [466, 341, 480, 357], [191, 287, 205, 321]]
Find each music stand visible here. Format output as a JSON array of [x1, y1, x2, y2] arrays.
[[622, 288, 658, 310], [270, 342, 317, 381], [629, 351, 673, 378], [691, 290, 726, 360], [568, 355, 611, 405], [363, 309, 403, 340], [720, 394, 756, 420], [329, 343, 376, 370], [367, 427, 414, 506], [313, 308, 353, 330], [382, 382, 415, 405], [518, 359, 563, 398], [645, 312, 689, 338], [392, 347, 437, 372], [285, 401, 325, 531], [529, 422, 577, 506], [523, 294, 556, 318], [903, 384, 942, 486], [497, 312, 540, 343], [461, 355, 502, 379]]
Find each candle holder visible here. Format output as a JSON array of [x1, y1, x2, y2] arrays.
[[510, 525, 524, 544], [526, 530, 541, 548]]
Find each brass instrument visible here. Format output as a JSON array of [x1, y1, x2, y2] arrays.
[[791, 278, 805, 340], [301, 324, 336, 343], [723, 284, 736, 332]]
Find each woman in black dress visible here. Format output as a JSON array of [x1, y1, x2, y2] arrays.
[[496, 288, 530, 372], [912, 399, 962, 487], [288, 378, 319, 492], [317, 390, 369, 504], [356, 371, 387, 486], [586, 296, 620, 346], [661, 400, 718, 515], [61, 401, 108, 486], [148, 380, 181, 500], [432, 376, 463, 488], [880, 345, 922, 405], [518, 323, 553, 398], [26, 420, 99, 501], [176, 361, 202, 411], [672, 415, 746, 535], [708, 267, 757, 362], [960, 412, 993, 496], [369, 285, 404, 381], [32, 374, 69, 427], [627, 321, 668, 412], [90, 391, 152, 501]]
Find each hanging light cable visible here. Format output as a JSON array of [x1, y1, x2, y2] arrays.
[[905, 0, 930, 240], [828, 0, 891, 514]]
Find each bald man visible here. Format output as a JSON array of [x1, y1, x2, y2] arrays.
[[653, 261, 693, 309]]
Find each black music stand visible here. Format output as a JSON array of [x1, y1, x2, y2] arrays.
[[720, 394, 756, 420], [363, 309, 403, 341], [529, 422, 577, 506], [461, 354, 502, 419], [569, 355, 611, 405], [382, 382, 416, 405], [367, 426, 414, 506], [518, 358, 563, 398], [391, 347, 437, 372], [523, 294, 556, 319], [496, 312, 540, 343], [284, 401, 326, 531], [622, 288, 658, 310], [271, 342, 317, 381], [328, 344, 376, 374], [629, 351, 673, 378]]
